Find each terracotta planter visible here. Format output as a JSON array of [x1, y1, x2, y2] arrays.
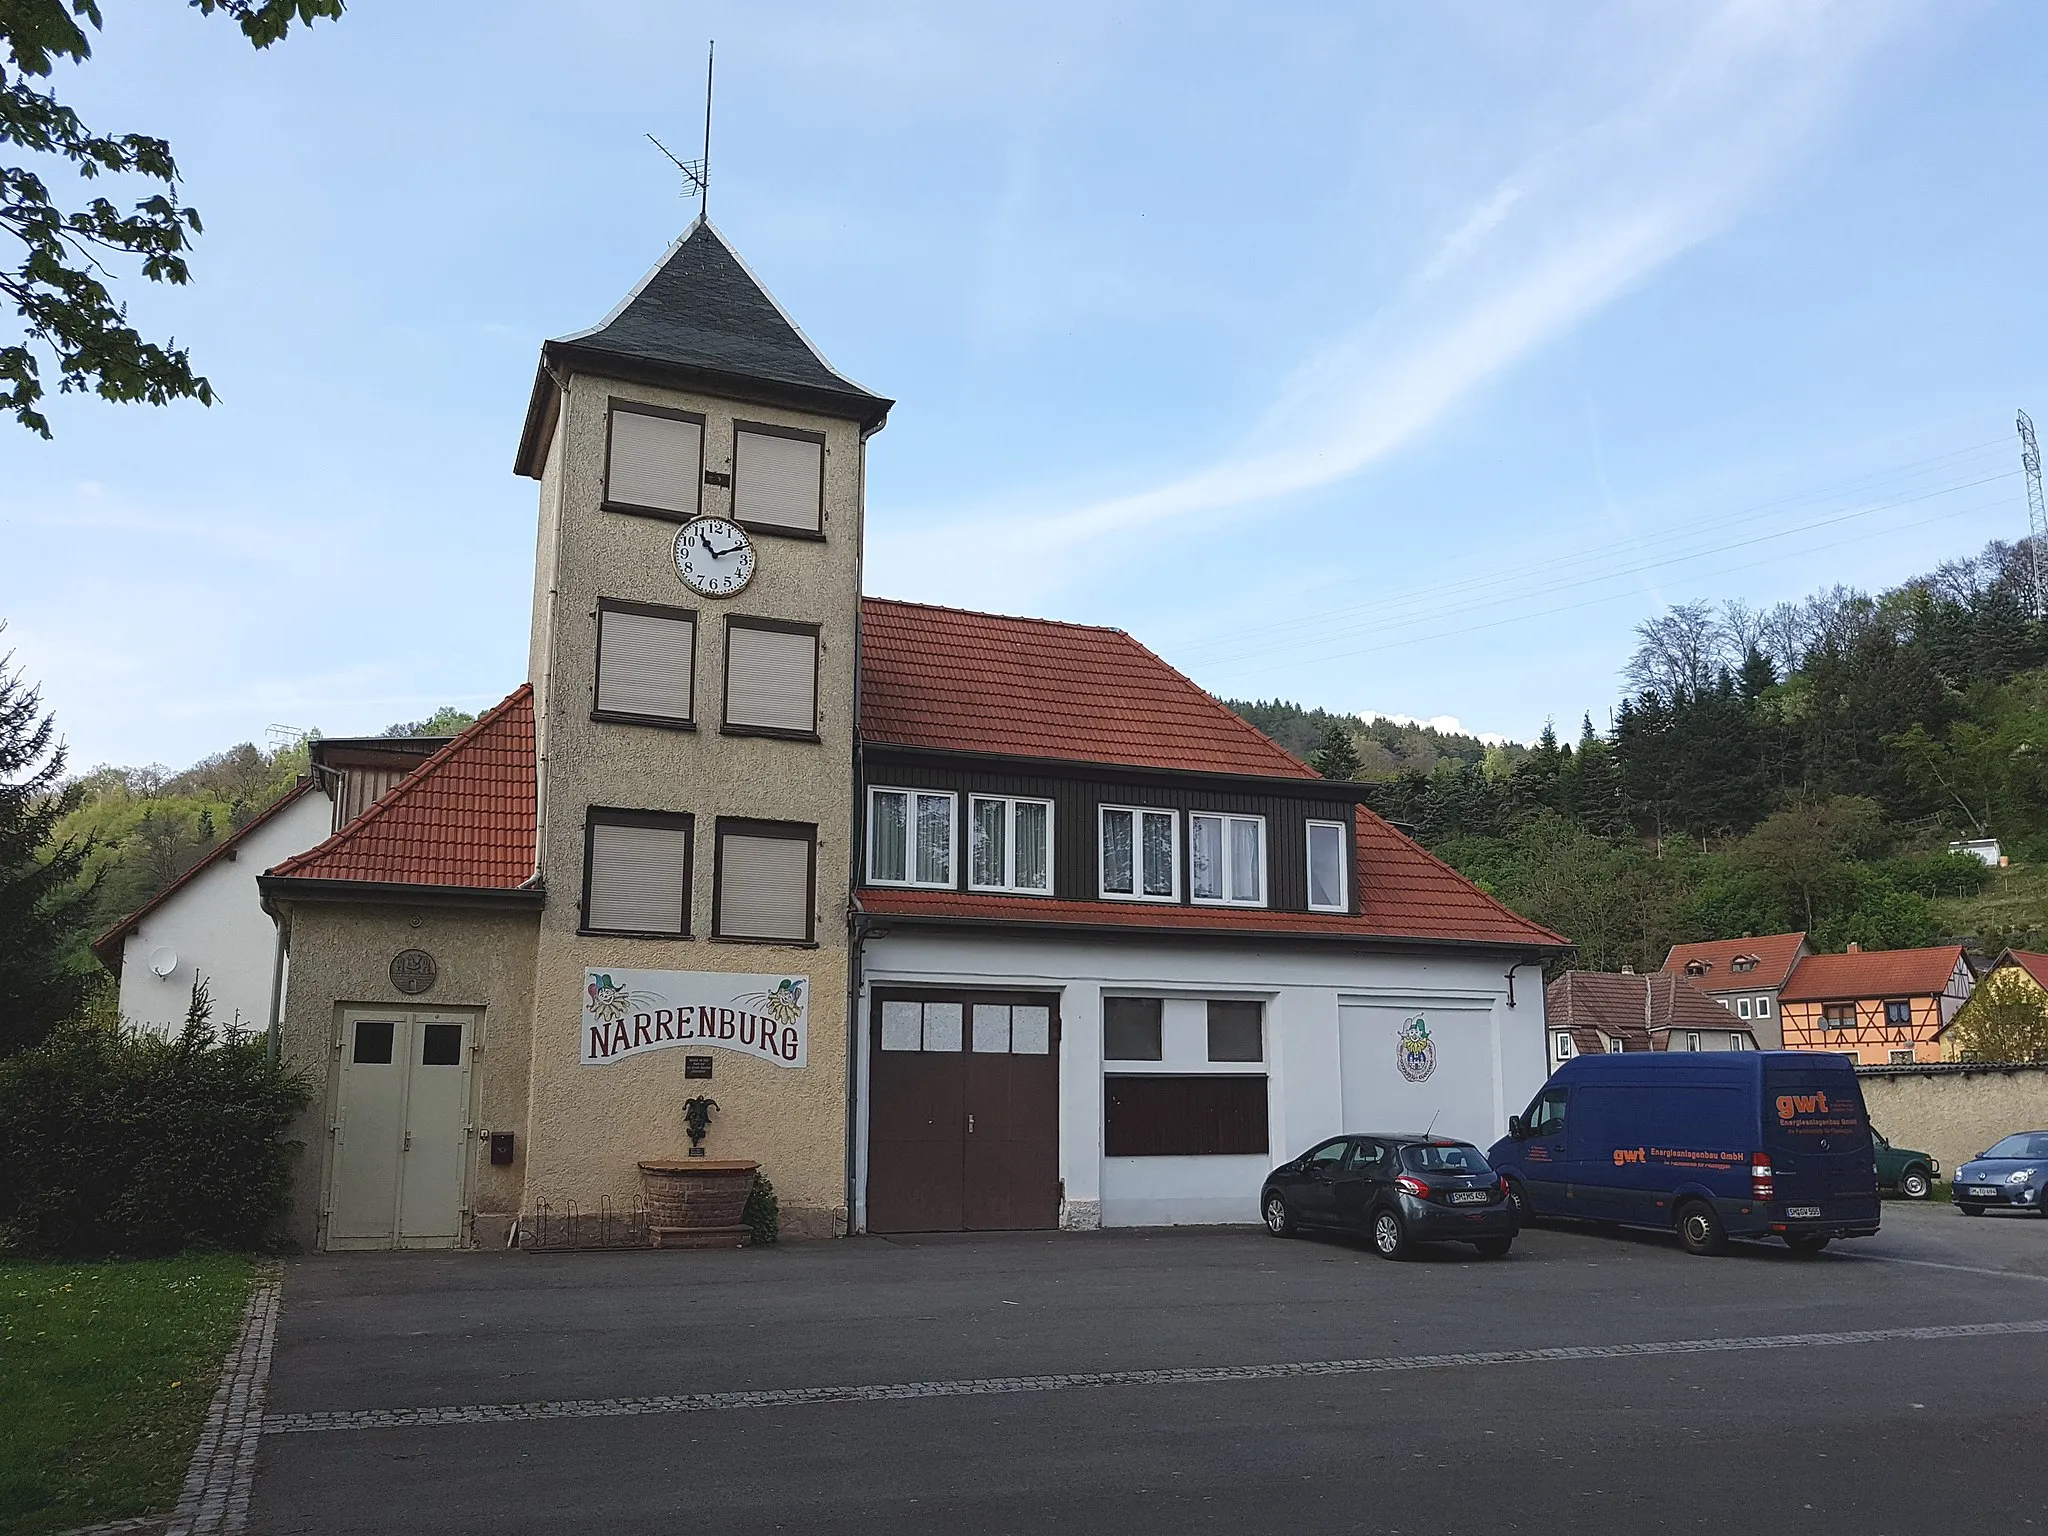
[[637, 1160, 757, 1249]]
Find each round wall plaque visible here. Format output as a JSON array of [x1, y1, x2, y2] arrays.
[[390, 949, 438, 996]]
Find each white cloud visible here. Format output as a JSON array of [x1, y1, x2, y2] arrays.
[[1360, 709, 1514, 746], [871, 0, 1914, 609]]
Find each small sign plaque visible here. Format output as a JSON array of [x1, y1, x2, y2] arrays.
[[685, 1055, 714, 1079], [390, 949, 438, 996]]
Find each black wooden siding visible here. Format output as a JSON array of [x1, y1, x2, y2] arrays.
[[859, 755, 1356, 914]]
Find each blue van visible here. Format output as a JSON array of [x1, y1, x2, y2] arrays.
[[1487, 1050, 1880, 1256]]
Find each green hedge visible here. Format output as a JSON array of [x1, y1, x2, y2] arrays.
[[0, 986, 312, 1257]]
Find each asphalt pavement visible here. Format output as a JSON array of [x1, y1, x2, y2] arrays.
[[250, 1200, 2048, 1535]]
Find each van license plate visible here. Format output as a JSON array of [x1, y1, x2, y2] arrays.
[[1449, 1191, 1487, 1204], [1787, 1206, 1821, 1219]]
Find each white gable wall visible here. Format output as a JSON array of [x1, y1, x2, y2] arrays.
[[116, 788, 334, 1036], [858, 929, 1549, 1230]]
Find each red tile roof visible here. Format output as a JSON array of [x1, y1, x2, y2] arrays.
[[1546, 971, 1746, 1054], [92, 777, 322, 970], [860, 809, 1565, 949], [268, 687, 536, 889], [859, 598, 1318, 778], [2004, 951, 2048, 990], [1661, 932, 1809, 991], [1778, 945, 1968, 1004]]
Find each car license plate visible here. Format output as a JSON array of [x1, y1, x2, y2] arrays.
[[1449, 1190, 1487, 1204], [1787, 1206, 1821, 1219], [1969, 1186, 1999, 1198]]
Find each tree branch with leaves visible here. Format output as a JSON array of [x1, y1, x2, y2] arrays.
[[2, 0, 343, 436]]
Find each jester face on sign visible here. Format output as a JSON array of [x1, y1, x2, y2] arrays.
[[733, 978, 805, 1027]]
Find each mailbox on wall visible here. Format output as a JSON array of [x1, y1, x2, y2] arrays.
[[489, 1131, 515, 1166]]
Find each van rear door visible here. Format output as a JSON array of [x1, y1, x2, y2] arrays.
[[1762, 1058, 1879, 1225]]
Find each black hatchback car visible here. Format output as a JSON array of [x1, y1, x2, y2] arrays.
[[1261, 1134, 1517, 1259]]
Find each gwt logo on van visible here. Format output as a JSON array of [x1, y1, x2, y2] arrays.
[[1612, 1147, 1647, 1167], [1776, 1091, 1830, 1121]]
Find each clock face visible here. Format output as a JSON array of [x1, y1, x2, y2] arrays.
[[674, 517, 756, 598]]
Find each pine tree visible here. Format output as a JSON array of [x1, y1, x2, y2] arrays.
[[1308, 724, 1362, 781], [0, 646, 96, 1055]]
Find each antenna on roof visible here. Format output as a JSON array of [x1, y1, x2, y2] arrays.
[[648, 41, 715, 222]]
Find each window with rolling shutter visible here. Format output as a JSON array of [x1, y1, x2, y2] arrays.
[[593, 600, 695, 725], [733, 424, 824, 535], [714, 820, 815, 943], [724, 619, 819, 737], [604, 402, 703, 519], [581, 810, 693, 936]]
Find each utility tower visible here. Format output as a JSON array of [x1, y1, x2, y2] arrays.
[[2024, 409, 2046, 620]]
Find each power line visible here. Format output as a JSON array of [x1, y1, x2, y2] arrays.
[[1172, 437, 2014, 663], [1195, 490, 2017, 685]]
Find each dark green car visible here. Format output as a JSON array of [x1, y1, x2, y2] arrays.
[[1873, 1129, 1938, 1198]]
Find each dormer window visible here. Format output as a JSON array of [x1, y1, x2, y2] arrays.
[[1100, 806, 1177, 901], [1190, 813, 1265, 906], [1732, 954, 1759, 973], [1554, 1031, 1577, 1062], [868, 789, 955, 888], [1306, 820, 1349, 912], [968, 796, 1053, 893], [1684, 959, 1709, 977], [604, 401, 703, 520]]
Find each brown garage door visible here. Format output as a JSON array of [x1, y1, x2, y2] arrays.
[[867, 990, 1060, 1233]]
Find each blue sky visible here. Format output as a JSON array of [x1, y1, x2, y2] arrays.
[[5, 0, 2046, 770]]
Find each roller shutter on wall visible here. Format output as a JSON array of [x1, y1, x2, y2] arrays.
[[733, 428, 823, 533], [716, 827, 813, 942], [725, 623, 818, 734], [584, 815, 692, 934], [607, 406, 702, 517], [595, 605, 694, 721]]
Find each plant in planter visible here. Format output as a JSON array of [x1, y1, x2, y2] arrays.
[[680, 1095, 719, 1157]]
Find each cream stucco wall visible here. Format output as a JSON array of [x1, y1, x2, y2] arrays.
[[275, 899, 539, 1250], [1857, 1065, 2048, 1177], [519, 370, 867, 1240]]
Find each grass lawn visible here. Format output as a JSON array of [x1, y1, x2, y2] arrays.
[[0, 1255, 261, 1536]]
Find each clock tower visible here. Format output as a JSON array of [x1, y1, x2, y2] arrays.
[[511, 220, 890, 1238]]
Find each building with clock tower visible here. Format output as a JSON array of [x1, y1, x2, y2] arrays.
[[257, 217, 1564, 1254]]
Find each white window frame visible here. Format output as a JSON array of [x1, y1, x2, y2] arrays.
[[966, 795, 1055, 894], [1553, 1031, 1576, 1062], [1305, 818, 1349, 913], [1755, 995, 1772, 1018], [1098, 805, 1180, 903], [865, 787, 956, 890], [1686, 1031, 1702, 1052], [1188, 812, 1267, 907], [1605, 1036, 1624, 1054], [1736, 996, 1752, 1019]]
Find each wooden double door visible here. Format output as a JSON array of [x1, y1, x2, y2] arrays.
[[867, 989, 1061, 1233]]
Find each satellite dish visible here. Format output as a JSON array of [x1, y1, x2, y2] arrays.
[[148, 946, 178, 979]]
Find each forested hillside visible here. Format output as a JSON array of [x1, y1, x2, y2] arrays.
[[1224, 701, 1522, 778], [55, 705, 476, 950], [1230, 538, 2048, 970]]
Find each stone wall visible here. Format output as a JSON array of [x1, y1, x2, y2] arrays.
[[1856, 1063, 2048, 1175]]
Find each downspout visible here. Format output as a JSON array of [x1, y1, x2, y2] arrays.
[[843, 426, 873, 1237], [263, 903, 288, 1067]]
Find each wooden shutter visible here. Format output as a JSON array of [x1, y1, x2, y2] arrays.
[[596, 607, 694, 720], [733, 428, 823, 533], [717, 832, 812, 941], [725, 624, 817, 733], [585, 820, 690, 934], [607, 408, 702, 516]]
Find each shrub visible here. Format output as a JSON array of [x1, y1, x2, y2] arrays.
[[743, 1173, 779, 1246], [1875, 851, 1992, 899], [0, 981, 312, 1256]]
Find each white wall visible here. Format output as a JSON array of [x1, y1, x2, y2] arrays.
[[858, 929, 1549, 1231], [116, 788, 333, 1036]]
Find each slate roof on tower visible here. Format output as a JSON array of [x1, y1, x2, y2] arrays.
[[516, 221, 891, 473]]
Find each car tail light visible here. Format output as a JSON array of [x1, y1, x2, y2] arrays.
[[1396, 1174, 1430, 1199], [1499, 1175, 1510, 1197], [1751, 1153, 1774, 1203]]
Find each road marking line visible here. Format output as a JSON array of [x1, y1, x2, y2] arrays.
[[1840, 1253, 2048, 1283], [168, 1277, 280, 1535], [260, 1318, 2048, 1436]]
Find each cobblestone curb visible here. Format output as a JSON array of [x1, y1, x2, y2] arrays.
[[165, 1277, 280, 1536], [260, 1315, 2048, 1435]]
